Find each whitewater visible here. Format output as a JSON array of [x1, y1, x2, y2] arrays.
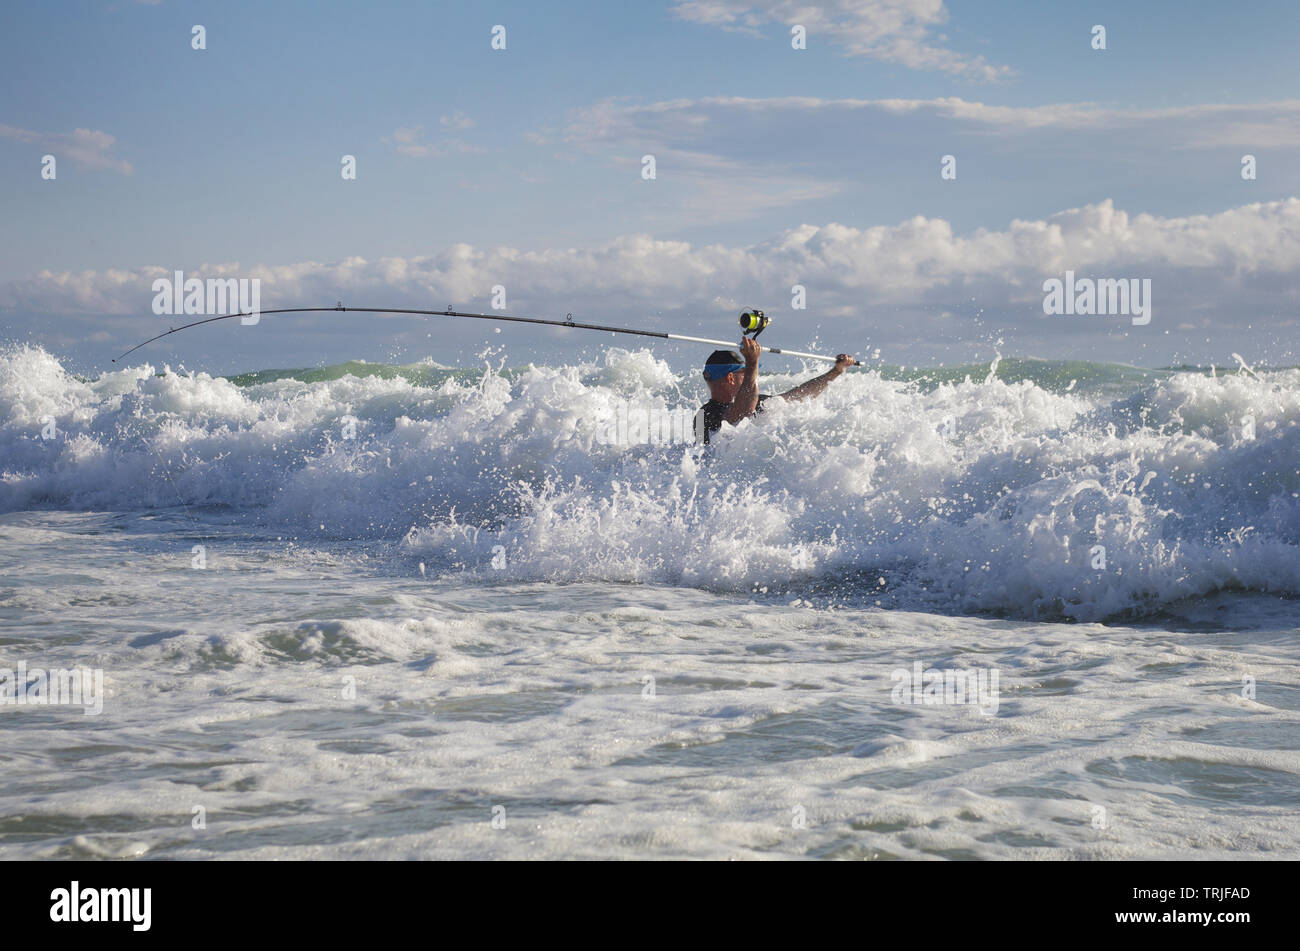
[[2, 342, 1298, 859]]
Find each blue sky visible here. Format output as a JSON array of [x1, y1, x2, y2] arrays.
[[3, 0, 1300, 373]]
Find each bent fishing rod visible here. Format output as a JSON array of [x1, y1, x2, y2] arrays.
[[113, 305, 861, 366]]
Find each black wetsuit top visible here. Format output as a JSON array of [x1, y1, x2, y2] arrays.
[[694, 394, 771, 444]]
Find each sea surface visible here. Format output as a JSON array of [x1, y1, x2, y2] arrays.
[[2, 344, 1298, 859]]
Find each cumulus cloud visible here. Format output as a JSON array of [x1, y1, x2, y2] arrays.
[[8, 199, 1299, 366], [5, 198, 1298, 315], [0, 124, 133, 174], [671, 0, 1012, 81]]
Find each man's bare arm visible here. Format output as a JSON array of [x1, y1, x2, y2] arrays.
[[724, 336, 762, 424], [777, 354, 855, 402]]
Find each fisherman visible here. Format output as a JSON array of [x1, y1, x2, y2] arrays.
[[694, 335, 855, 444]]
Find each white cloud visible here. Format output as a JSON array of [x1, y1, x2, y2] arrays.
[[671, 0, 1012, 81], [10, 199, 1300, 366], [6, 198, 1298, 316], [527, 95, 1300, 229], [440, 111, 476, 131], [384, 125, 485, 158], [554, 95, 1300, 148], [0, 124, 133, 174]]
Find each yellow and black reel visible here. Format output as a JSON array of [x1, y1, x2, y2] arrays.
[[739, 308, 770, 338]]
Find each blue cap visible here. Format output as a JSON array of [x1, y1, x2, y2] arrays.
[[703, 362, 745, 380], [704, 349, 745, 380]]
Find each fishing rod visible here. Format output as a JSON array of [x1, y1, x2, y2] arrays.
[[113, 305, 860, 365]]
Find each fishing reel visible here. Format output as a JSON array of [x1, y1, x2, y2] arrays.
[[739, 308, 770, 338]]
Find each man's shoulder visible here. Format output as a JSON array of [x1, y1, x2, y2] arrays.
[[697, 395, 772, 412]]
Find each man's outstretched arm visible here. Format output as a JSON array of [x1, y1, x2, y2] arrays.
[[777, 354, 856, 402]]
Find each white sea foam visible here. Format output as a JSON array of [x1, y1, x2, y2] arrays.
[[5, 343, 1297, 621]]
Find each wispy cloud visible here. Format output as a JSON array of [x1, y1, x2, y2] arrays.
[[440, 111, 476, 131], [0, 124, 133, 174], [522, 95, 1300, 229], [384, 124, 484, 158], [671, 0, 1013, 81], [552, 95, 1300, 147]]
